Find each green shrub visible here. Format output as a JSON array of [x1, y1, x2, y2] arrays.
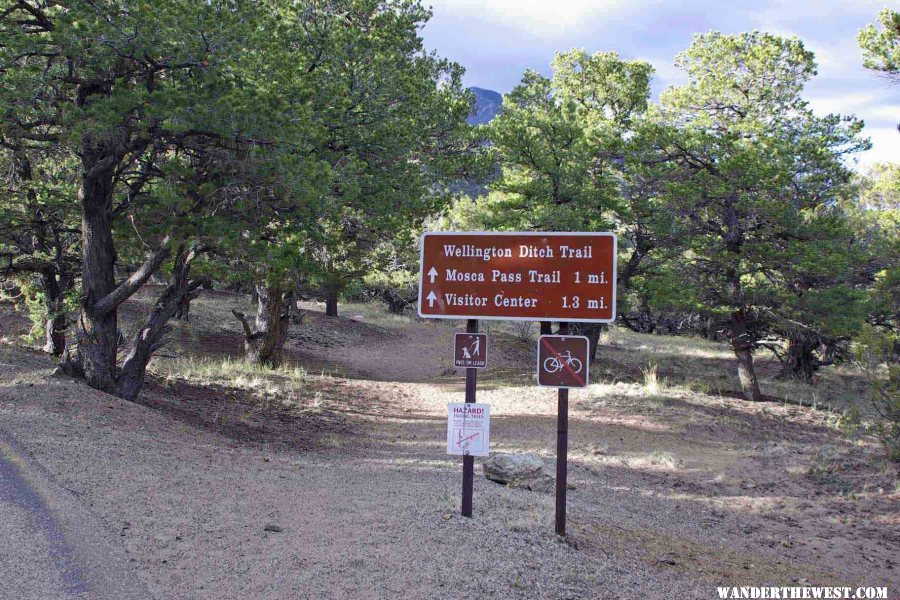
[[854, 325, 900, 461]]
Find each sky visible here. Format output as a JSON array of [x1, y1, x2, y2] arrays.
[[421, 0, 898, 170]]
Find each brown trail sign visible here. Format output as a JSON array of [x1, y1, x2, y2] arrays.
[[455, 333, 487, 368], [418, 231, 616, 535], [537, 335, 589, 388], [418, 232, 616, 322]]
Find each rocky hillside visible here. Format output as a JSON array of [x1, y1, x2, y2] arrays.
[[467, 87, 502, 125]]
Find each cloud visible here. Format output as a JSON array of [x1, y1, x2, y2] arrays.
[[421, 0, 897, 168], [808, 92, 884, 116], [866, 105, 900, 123], [427, 0, 637, 37], [858, 126, 900, 168]]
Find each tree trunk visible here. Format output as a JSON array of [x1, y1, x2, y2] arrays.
[[175, 277, 213, 323], [781, 333, 818, 383], [174, 293, 192, 322], [540, 321, 552, 335], [703, 316, 716, 340], [40, 270, 67, 356], [234, 285, 290, 367], [117, 245, 204, 400], [73, 158, 120, 392], [43, 317, 66, 356], [734, 346, 763, 401], [13, 145, 71, 357], [325, 287, 339, 317], [572, 322, 603, 362], [730, 310, 762, 401], [386, 297, 406, 314]]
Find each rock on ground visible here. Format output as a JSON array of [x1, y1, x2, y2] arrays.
[[482, 453, 555, 493]]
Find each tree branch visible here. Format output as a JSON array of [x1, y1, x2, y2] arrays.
[[2, 253, 53, 274], [91, 237, 171, 316], [231, 310, 254, 340]]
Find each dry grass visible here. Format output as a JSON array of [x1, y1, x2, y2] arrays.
[[591, 327, 876, 419], [327, 300, 417, 329], [155, 356, 308, 408]]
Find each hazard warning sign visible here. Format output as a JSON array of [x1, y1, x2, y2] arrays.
[[446, 403, 490, 457]]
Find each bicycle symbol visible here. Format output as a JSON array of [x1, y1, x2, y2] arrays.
[[543, 351, 583, 374]]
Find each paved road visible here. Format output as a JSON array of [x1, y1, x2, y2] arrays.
[[0, 433, 152, 600]]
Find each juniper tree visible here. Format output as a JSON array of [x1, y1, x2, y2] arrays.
[[0, 143, 79, 355], [486, 50, 653, 353], [298, 0, 479, 318], [0, 0, 322, 398], [859, 9, 900, 82], [220, 0, 479, 341], [639, 32, 868, 398]]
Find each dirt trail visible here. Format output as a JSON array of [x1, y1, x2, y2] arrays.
[[292, 317, 455, 382], [0, 433, 151, 600], [0, 299, 897, 599], [291, 308, 900, 596]]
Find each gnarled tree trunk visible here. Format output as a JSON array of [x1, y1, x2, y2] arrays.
[[730, 310, 763, 401], [781, 332, 819, 383], [173, 277, 208, 322], [40, 270, 68, 356], [73, 155, 120, 391], [64, 129, 170, 395], [175, 296, 192, 322], [325, 287, 339, 317], [116, 245, 205, 400], [233, 285, 291, 367]]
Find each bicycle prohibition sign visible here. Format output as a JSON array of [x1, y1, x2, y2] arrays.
[[537, 335, 590, 389]]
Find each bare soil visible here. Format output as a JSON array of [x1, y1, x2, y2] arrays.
[[0, 291, 897, 599]]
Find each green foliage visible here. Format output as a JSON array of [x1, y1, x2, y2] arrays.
[[637, 31, 870, 346], [843, 169, 899, 336], [858, 9, 900, 79], [0, 142, 80, 344], [486, 49, 653, 232], [437, 191, 526, 231], [1, 276, 78, 346], [203, 0, 481, 298], [360, 228, 422, 313], [855, 163, 900, 210], [854, 325, 900, 461], [18, 278, 78, 344], [363, 269, 418, 313], [0, 0, 324, 297]]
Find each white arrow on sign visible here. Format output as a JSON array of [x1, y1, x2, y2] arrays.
[[427, 266, 438, 283], [426, 291, 437, 307]]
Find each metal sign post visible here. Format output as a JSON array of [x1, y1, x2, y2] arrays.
[[555, 323, 570, 537], [461, 318, 478, 517], [536, 330, 589, 536]]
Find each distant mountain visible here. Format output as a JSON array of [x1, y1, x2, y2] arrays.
[[467, 87, 502, 125]]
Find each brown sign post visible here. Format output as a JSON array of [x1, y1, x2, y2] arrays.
[[461, 319, 478, 517], [419, 231, 616, 533]]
